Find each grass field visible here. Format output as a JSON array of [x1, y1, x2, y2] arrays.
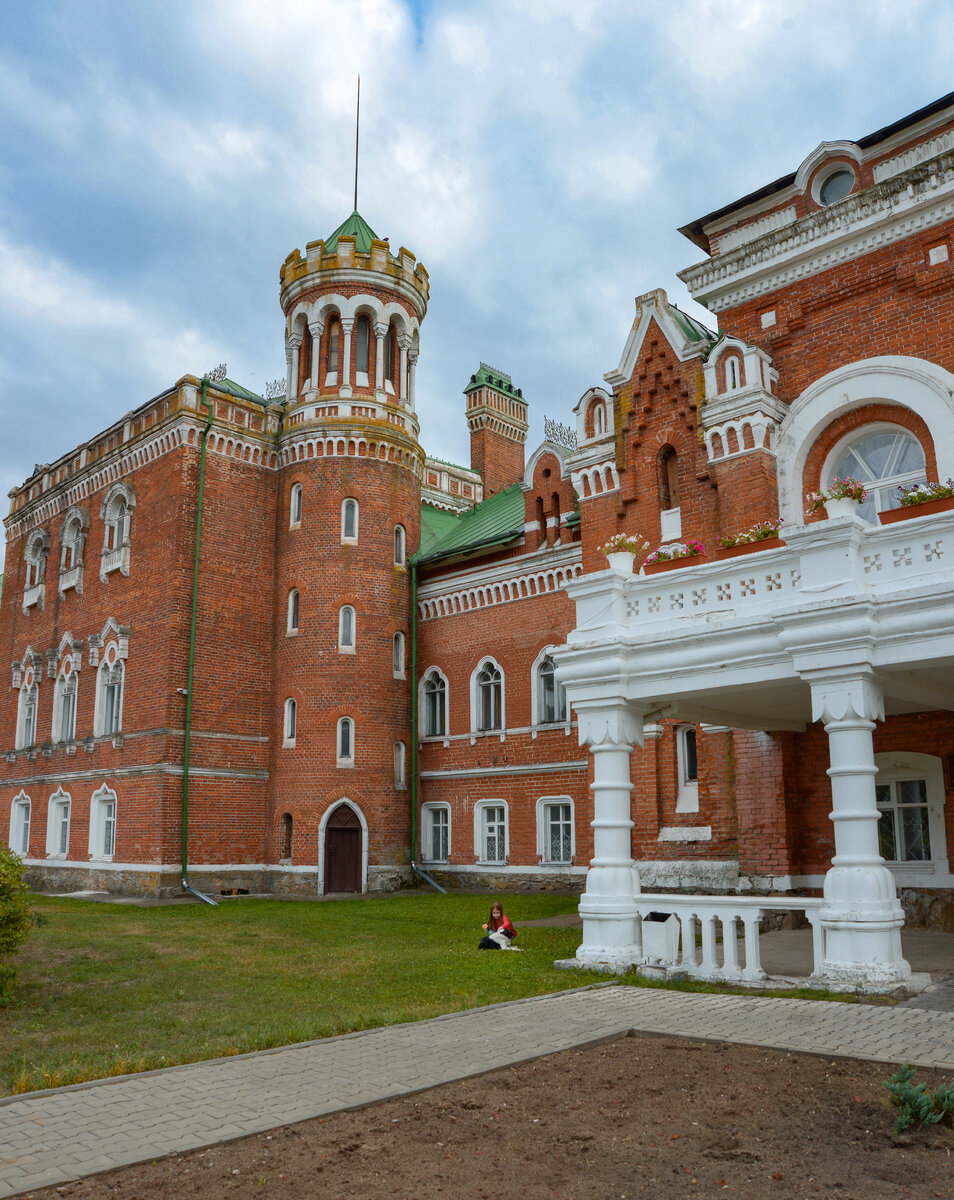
[[0, 892, 584, 1096]]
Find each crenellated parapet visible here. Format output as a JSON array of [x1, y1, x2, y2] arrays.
[[280, 234, 429, 318]]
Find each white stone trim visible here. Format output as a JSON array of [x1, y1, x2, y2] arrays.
[[874, 751, 949, 877], [571, 461, 620, 500], [419, 758, 586, 779], [45, 786, 71, 858], [419, 801, 451, 864], [658, 825, 711, 842], [604, 289, 711, 388], [470, 656, 505, 734], [716, 206, 797, 254], [88, 783, 117, 860], [316, 799, 369, 895], [419, 665, 449, 739], [8, 790, 31, 854], [473, 798, 508, 865], [530, 644, 570, 730], [523, 440, 570, 487], [535, 794, 575, 864], [417, 547, 583, 622], [874, 128, 954, 182]]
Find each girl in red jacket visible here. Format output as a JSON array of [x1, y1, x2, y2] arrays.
[[478, 901, 518, 949]]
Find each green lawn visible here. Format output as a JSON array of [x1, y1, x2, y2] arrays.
[[0, 892, 584, 1096]]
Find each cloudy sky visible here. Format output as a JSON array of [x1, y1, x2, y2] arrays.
[[1, 0, 952, 500]]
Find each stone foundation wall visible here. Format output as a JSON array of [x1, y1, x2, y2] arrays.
[[900, 887, 954, 932]]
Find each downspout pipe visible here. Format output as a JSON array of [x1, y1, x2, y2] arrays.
[[409, 559, 445, 894], [181, 378, 217, 906]]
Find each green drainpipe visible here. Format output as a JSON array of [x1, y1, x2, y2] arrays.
[[409, 559, 444, 894], [181, 379, 216, 906]]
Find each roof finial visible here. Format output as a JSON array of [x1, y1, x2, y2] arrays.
[[353, 75, 360, 214]]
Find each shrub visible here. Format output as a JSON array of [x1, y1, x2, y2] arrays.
[[884, 1063, 954, 1135], [0, 846, 32, 1003]]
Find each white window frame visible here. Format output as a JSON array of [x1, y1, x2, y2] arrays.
[[23, 530, 49, 611], [289, 483, 303, 528], [99, 482, 135, 580], [354, 314, 371, 386], [531, 646, 567, 727], [394, 524, 406, 567], [46, 787, 71, 858], [392, 631, 406, 678], [94, 652, 124, 737], [16, 679, 39, 750], [822, 423, 926, 521], [283, 697, 297, 746], [339, 604, 356, 653], [9, 791, 31, 856], [420, 667, 448, 739], [341, 498, 359, 543], [393, 741, 406, 789], [474, 799, 508, 864], [88, 784, 117, 860], [337, 716, 355, 767], [421, 802, 450, 863], [536, 796, 575, 865], [874, 752, 949, 881], [591, 400, 606, 437], [287, 588, 299, 636], [675, 725, 699, 814], [59, 508, 88, 595], [471, 657, 505, 734], [52, 669, 78, 743]]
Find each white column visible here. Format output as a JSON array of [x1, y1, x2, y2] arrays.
[[407, 348, 418, 411], [398, 336, 409, 402], [307, 319, 324, 391], [287, 335, 301, 403], [573, 698, 644, 969], [810, 672, 910, 987], [284, 343, 294, 403], [373, 322, 387, 397], [339, 318, 354, 397]]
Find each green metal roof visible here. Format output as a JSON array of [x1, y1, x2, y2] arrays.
[[215, 377, 269, 406], [463, 362, 526, 402], [668, 304, 716, 345], [414, 484, 525, 564], [324, 210, 380, 254]]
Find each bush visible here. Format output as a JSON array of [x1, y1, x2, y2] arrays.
[[884, 1063, 954, 1135], [0, 846, 32, 1003]]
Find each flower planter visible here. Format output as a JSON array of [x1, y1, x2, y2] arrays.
[[878, 495, 954, 524], [716, 537, 785, 560], [824, 497, 864, 519], [643, 555, 708, 575], [604, 551, 635, 573]]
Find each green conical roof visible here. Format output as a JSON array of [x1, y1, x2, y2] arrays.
[[324, 211, 380, 254]]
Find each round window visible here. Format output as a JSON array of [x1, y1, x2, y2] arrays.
[[819, 169, 855, 206], [826, 427, 925, 520]]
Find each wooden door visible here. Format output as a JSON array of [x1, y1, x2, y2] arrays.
[[325, 805, 361, 893]]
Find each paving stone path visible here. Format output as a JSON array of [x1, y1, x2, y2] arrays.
[[3, 984, 954, 1198]]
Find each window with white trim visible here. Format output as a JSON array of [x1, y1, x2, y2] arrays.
[[325, 315, 340, 385], [289, 483, 303, 527], [337, 716, 354, 766], [874, 753, 948, 875], [393, 741, 406, 789], [355, 314, 371, 385], [89, 785, 117, 859], [339, 605, 356, 652], [53, 667, 77, 743], [287, 588, 299, 635], [537, 797, 574, 864], [474, 660, 503, 732], [475, 801, 507, 863], [23, 530, 49, 609], [46, 788, 71, 857], [341, 498, 358, 543], [422, 803, 450, 862], [94, 650, 123, 737], [283, 697, 297, 745], [422, 668, 447, 738], [824, 426, 926, 521], [393, 632, 406, 678], [59, 509, 88, 593], [16, 677, 38, 749], [394, 525, 406, 567], [536, 654, 566, 725], [9, 792, 30, 855], [676, 725, 699, 814]]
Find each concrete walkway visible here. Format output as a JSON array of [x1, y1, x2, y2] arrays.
[[3, 984, 954, 1198]]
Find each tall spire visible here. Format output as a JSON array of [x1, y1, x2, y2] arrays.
[[353, 75, 361, 213]]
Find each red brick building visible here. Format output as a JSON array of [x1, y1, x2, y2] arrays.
[[4, 95, 954, 962]]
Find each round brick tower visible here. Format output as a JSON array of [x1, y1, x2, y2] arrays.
[[268, 211, 428, 894]]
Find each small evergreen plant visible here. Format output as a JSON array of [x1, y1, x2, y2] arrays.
[[0, 845, 32, 1003], [884, 1063, 954, 1135]]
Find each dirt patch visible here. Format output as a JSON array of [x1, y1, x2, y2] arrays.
[[24, 1037, 952, 1200]]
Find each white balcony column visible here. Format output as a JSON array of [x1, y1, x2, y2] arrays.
[[573, 697, 644, 970], [398, 336, 410, 402], [373, 322, 387, 396], [810, 672, 910, 987], [407, 348, 419, 411], [307, 319, 324, 391], [339, 318, 354, 398], [286, 336, 301, 403]]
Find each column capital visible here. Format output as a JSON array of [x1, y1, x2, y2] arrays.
[[307, 318, 324, 338], [339, 318, 355, 334], [574, 697, 644, 749], [373, 322, 389, 338], [407, 348, 420, 365], [809, 671, 884, 726], [287, 334, 303, 349]]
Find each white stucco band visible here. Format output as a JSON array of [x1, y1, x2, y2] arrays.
[[776, 356, 954, 525]]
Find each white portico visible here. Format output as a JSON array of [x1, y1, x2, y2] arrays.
[[555, 507, 954, 988]]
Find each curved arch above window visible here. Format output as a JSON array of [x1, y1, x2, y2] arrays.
[[100, 481, 135, 581], [394, 524, 406, 567], [287, 588, 299, 635], [337, 716, 355, 765], [339, 605, 356, 652], [421, 667, 448, 738], [824, 425, 926, 521], [283, 697, 297, 745], [355, 314, 371, 384], [472, 658, 504, 733], [325, 315, 341, 385], [289, 482, 303, 527], [392, 631, 406, 678], [341, 497, 358, 543]]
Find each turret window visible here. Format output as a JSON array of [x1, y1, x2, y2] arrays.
[[283, 698, 297, 745], [290, 483, 302, 527], [393, 632, 406, 678], [326, 317, 340, 384], [287, 589, 299, 635], [394, 525, 406, 567], [341, 498, 358, 542], [337, 716, 354, 765], [339, 605, 356, 652], [355, 315, 370, 384]]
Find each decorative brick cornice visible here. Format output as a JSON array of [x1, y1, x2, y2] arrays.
[[417, 547, 583, 621]]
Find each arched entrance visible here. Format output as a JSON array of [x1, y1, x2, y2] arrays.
[[324, 803, 362, 893]]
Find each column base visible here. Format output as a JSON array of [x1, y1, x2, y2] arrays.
[[818, 863, 912, 984]]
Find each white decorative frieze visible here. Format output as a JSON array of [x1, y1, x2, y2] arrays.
[[714, 206, 797, 254], [873, 129, 954, 183], [418, 560, 583, 621], [570, 461, 619, 499]]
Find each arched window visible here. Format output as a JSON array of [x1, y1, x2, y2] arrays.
[[89, 785, 117, 859], [660, 447, 680, 510], [394, 525, 406, 567], [825, 426, 926, 521], [355, 315, 370, 381], [23, 530, 49, 606], [279, 812, 293, 861], [287, 588, 299, 635], [393, 632, 405, 677], [423, 668, 447, 737], [475, 661, 503, 732], [298, 325, 313, 392], [290, 483, 302, 527], [9, 793, 31, 855], [60, 511, 87, 580], [339, 605, 355, 652], [105, 496, 127, 552], [16, 679, 38, 750], [326, 316, 340, 381], [95, 656, 124, 736], [53, 667, 77, 743], [537, 654, 566, 724], [337, 716, 354, 765], [592, 401, 606, 437], [46, 788, 71, 857], [283, 698, 297, 744], [725, 355, 741, 390], [393, 741, 406, 789], [100, 483, 135, 579], [341, 497, 358, 542], [384, 323, 397, 390]]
